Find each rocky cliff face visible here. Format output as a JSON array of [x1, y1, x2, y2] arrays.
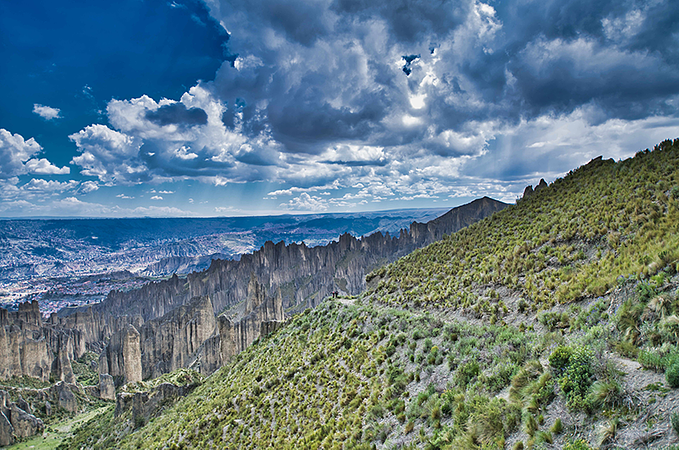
[[0, 301, 50, 381], [0, 299, 142, 383], [3, 197, 507, 383], [98, 277, 285, 380], [88, 197, 509, 326], [217, 275, 285, 364], [100, 296, 217, 382], [0, 389, 44, 445], [99, 324, 143, 385], [139, 295, 216, 380]]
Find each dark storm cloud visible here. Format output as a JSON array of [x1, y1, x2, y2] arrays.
[[203, 0, 679, 160], [331, 0, 469, 43], [145, 103, 208, 127]]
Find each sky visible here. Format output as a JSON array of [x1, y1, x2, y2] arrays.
[[1, 0, 678, 218]]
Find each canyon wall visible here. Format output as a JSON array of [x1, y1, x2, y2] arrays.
[[1, 197, 508, 382]]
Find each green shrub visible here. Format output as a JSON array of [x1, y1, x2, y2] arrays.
[[612, 339, 639, 358], [455, 360, 480, 387], [523, 411, 538, 437], [564, 439, 593, 450], [552, 346, 595, 410], [667, 361, 679, 388], [551, 418, 563, 434], [589, 380, 622, 408], [549, 346, 573, 376]]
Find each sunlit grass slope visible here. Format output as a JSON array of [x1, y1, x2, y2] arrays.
[[367, 139, 679, 315], [74, 300, 553, 449], [64, 139, 679, 450]]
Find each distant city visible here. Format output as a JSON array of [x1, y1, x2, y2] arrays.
[[0, 271, 155, 317], [0, 208, 447, 317]]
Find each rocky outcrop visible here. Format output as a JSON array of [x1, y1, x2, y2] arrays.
[[114, 381, 199, 425], [98, 374, 115, 400], [522, 179, 549, 200], [138, 296, 216, 380], [99, 324, 142, 385], [0, 389, 44, 443], [100, 296, 216, 382], [0, 409, 13, 446], [56, 382, 78, 413], [123, 326, 142, 384], [53, 335, 76, 384], [535, 178, 548, 192], [9, 403, 43, 438], [0, 298, 144, 383], [218, 276, 285, 364], [0, 301, 50, 381]]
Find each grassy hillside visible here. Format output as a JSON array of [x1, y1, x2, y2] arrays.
[[63, 139, 679, 449], [368, 140, 679, 315]]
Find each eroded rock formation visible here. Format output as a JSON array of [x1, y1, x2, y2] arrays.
[[89, 197, 509, 323], [2, 197, 508, 383], [218, 275, 285, 364], [0, 389, 44, 444], [99, 324, 143, 385]]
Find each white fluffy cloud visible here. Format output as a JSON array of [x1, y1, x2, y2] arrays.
[[24, 158, 70, 175], [22, 178, 79, 192], [56, 0, 679, 215], [70, 124, 145, 184], [280, 193, 329, 211], [0, 129, 69, 178], [77, 181, 99, 194], [0, 129, 42, 178], [32, 104, 61, 120]]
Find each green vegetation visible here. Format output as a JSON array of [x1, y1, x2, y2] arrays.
[[72, 352, 100, 386], [7, 406, 110, 450], [66, 300, 540, 448], [367, 140, 679, 313], [61, 140, 679, 448]]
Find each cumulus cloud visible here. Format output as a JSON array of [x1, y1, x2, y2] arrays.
[[70, 124, 146, 184], [0, 129, 69, 178], [32, 104, 61, 120], [24, 158, 70, 175], [58, 0, 679, 213], [0, 129, 42, 178], [77, 181, 99, 194], [22, 178, 79, 193], [280, 193, 328, 211], [0, 176, 96, 203]]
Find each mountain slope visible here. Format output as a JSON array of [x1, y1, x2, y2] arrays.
[[368, 144, 679, 314], [64, 139, 679, 449]]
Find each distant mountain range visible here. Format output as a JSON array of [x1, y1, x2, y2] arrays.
[[0, 208, 449, 283]]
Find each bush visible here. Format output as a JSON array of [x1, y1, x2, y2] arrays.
[[553, 346, 595, 410], [549, 346, 573, 376], [589, 380, 622, 408], [456, 360, 480, 387], [667, 361, 679, 388], [551, 418, 563, 434], [564, 439, 593, 450]]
